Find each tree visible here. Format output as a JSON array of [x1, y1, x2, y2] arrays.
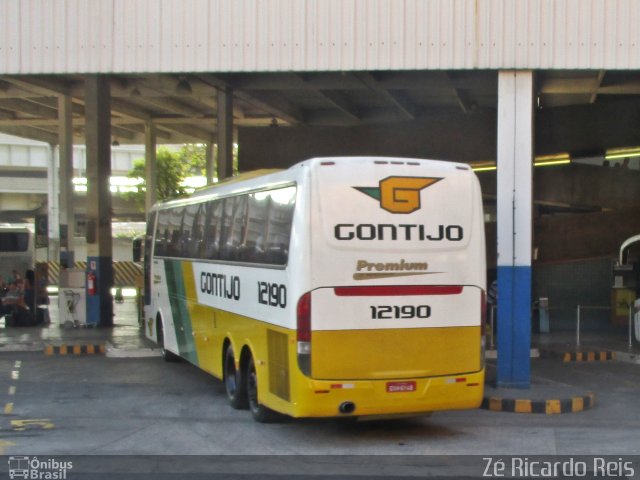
[[178, 143, 208, 176], [123, 147, 189, 211], [122, 143, 237, 211]]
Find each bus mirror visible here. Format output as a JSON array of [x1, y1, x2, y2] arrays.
[[132, 237, 142, 262]]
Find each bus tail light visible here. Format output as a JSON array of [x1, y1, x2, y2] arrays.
[[297, 291, 312, 376], [480, 289, 487, 367]]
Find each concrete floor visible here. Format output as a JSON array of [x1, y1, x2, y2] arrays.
[[0, 297, 638, 477]]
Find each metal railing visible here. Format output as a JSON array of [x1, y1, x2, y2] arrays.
[[487, 303, 638, 350], [575, 304, 635, 349], [487, 304, 496, 350]]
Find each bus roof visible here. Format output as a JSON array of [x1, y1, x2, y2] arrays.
[[151, 156, 472, 211], [0, 224, 33, 233], [192, 169, 283, 197]]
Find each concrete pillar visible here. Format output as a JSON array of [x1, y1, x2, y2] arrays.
[[496, 70, 534, 388], [217, 87, 233, 179], [47, 144, 60, 262], [205, 142, 216, 185], [58, 94, 75, 267], [84, 75, 113, 327], [144, 122, 157, 213]]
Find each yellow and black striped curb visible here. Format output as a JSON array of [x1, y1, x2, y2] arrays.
[[562, 351, 615, 363], [44, 344, 106, 356], [539, 349, 616, 363], [40, 261, 142, 287], [481, 392, 595, 414]]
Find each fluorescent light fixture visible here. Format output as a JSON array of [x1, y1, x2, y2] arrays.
[[533, 153, 570, 166], [471, 153, 570, 172], [472, 165, 497, 172], [605, 147, 640, 160], [533, 159, 571, 167]]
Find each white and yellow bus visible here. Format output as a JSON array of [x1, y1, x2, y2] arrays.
[[0, 225, 34, 281], [141, 157, 486, 422]]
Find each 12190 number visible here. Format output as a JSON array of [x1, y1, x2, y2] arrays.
[[370, 305, 431, 320], [258, 281, 287, 308]]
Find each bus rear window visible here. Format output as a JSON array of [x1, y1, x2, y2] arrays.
[[0, 232, 29, 252]]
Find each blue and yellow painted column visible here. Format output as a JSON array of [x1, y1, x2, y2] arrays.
[[84, 75, 114, 327], [496, 71, 534, 388]]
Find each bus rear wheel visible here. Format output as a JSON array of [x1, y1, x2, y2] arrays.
[[246, 355, 282, 423], [224, 346, 248, 409]]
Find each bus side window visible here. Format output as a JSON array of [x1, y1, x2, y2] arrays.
[[167, 207, 184, 257], [187, 204, 204, 259], [220, 196, 247, 261], [183, 203, 200, 258], [243, 192, 269, 263], [155, 210, 170, 257], [203, 199, 222, 260], [265, 187, 296, 265]]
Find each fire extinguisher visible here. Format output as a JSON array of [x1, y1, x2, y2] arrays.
[[87, 271, 97, 296]]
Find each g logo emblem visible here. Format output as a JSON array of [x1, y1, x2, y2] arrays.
[[355, 176, 442, 214], [379, 177, 441, 213]]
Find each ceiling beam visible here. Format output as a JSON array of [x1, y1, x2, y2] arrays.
[[539, 74, 640, 96], [353, 73, 417, 120], [229, 73, 309, 90], [109, 98, 153, 122], [0, 125, 59, 144], [293, 74, 361, 122], [133, 96, 208, 117], [162, 123, 214, 142], [317, 90, 361, 121], [0, 98, 58, 119], [101, 75, 219, 99], [0, 80, 57, 99], [443, 73, 476, 114], [239, 91, 305, 125], [28, 96, 85, 117], [197, 74, 305, 125], [2, 76, 72, 97], [596, 80, 640, 94], [590, 70, 606, 104]]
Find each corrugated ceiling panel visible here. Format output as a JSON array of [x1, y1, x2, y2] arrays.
[[477, 0, 640, 69], [2, 1, 18, 72], [2, 0, 640, 74]]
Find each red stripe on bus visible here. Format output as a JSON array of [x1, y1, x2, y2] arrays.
[[333, 285, 464, 297]]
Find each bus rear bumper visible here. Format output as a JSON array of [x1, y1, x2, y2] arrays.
[[289, 368, 485, 418]]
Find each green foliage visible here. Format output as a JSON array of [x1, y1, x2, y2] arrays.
[[123, 147, 190, 210], [179, 144, 208, 175], [122, 143, 238, 211]]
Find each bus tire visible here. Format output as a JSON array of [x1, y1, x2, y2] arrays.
[[224, 346, 248, 409], [157, 318, 179, 362], [246, 355, 282, 423]]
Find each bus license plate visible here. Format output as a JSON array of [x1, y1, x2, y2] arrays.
[[386, 381, 416, 393]]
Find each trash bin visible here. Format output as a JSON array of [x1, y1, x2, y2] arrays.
[[58, 268, 86, 327]]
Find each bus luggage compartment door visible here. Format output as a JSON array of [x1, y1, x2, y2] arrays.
[[309, 285, 483, 380]]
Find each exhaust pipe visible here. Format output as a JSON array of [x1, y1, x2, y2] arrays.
[[339, 401, 356, 415]]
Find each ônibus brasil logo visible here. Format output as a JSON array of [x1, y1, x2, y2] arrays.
[[354, 176, 442, 214]]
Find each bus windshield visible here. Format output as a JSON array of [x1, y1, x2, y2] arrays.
[[0, 232, 29, 252]]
